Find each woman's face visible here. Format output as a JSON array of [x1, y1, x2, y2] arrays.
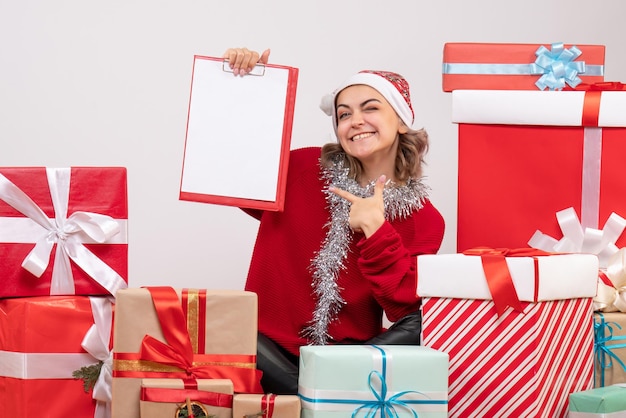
[[335, 85, 406, 166]]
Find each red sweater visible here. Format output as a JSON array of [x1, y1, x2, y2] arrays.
[[244, 147, 445, 356]]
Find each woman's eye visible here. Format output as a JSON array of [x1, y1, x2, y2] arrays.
[[337, 112, 350, 120]]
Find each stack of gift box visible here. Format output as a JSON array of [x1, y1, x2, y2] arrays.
[[0, 168, 304, 417], [112, 285, 306, 418], [0, 167, 128, 416], [414, 41, 626, 417]]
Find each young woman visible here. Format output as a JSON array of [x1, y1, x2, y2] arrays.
[[223, 48, 445, 394]]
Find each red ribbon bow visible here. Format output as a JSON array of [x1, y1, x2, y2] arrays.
[[139, 286, 263, 393], [462, 247, 552, 316]]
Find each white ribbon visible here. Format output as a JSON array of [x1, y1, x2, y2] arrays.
[[0, 351, 95, 378], [581, 127, 603, 229], [81, 297, 114, 418], [529, 207, 626, 312], [528, 207, 626, 268], [0, 168, 127, 296]]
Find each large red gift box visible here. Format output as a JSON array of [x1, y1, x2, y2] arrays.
[[417, 250, 598, 418], [0, 167, 128, 297], [442, 42, 605, 91], [452, 89, 626, 257], [0, 295, 113, 418]]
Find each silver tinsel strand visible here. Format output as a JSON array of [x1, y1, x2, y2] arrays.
[[301, 154, 430, 345]]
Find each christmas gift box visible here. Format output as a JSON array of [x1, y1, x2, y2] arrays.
[[0, 295, 114, 418], [417, 250, 599, 418], [452, 86, 626, 256], [595, 312, 626, 387], [569, 384, 626, 417], [442, 42, 605, 91], [0, 167, 128, 297], [233, 394, 301, 418], [298, 345, 449, 418], [112, 286, 263, 418], [140, 378, 234, 418]]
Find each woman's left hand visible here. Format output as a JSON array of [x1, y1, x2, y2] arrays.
[[330, 175, 386, 238]]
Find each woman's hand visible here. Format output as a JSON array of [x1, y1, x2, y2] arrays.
[[330, 175, 387, 238], [222, 47, 270, 76]]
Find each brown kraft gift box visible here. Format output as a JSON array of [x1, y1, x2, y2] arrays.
[[112, 287, 262, 418]]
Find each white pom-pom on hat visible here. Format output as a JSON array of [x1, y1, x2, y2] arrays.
[[319, 93, 335, 116]]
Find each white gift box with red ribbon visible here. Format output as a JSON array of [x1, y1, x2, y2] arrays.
[[417, 251, 598, 418]]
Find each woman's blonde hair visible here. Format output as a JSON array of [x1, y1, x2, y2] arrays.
[[320, 127, 429, 183]]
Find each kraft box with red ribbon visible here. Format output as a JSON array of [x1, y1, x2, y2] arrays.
[[139, 378, 234, 418], [417, 250, 599, 418], [233, 394, 301, 418], [112, 286, 263, 418], [0, 295, 114, 418], [452, 85, 626, 260], [298, 345, 449, 418], [0, 167, 128, 297], [442, 42, 605, 91]]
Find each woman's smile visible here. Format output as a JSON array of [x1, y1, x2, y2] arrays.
[[351, 132, 375, 141]]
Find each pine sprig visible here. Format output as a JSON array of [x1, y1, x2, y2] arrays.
[[72, 361, 103, 393]]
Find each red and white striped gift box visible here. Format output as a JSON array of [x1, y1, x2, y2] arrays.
[[417, 251, 599, 418]]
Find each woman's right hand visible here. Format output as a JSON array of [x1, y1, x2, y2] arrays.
[[222, 48, 270, 76]]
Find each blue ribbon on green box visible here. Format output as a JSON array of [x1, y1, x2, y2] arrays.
[[594, 313, 626, 387], [299, 345, 447, 417]]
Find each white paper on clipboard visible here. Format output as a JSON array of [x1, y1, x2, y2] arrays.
[[179, 55, 298, 211]]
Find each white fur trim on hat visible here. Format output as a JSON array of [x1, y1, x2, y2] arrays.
[[319, 72, 415, 138]]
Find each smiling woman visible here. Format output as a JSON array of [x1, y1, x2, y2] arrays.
[[222, 47, 445, 394]]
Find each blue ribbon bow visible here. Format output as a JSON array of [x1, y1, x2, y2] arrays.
[[351, 369, 421, 418], [350, 345, 443, 417], [594, 313, 626, 387], [531, 42, 586, 90]]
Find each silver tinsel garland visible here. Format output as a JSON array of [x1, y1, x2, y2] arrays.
[[301, 154, 430, 345]]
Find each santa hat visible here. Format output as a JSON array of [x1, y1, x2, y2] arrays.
[[319, 70, 415, 136]]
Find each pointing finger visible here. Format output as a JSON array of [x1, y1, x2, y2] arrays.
[[328, 185, 356, 203]]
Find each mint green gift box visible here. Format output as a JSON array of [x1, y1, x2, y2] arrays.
[[569, 384, 626, 417], [298, 345, 448, 418]]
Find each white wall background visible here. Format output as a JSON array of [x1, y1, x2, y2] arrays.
[[2, 0, 625, 291]]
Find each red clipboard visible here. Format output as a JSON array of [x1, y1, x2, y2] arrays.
[[179, 55, 298, 211]]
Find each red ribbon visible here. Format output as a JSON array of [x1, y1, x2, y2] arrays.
[[462, 247, 553, 316], [566, 82, 626, 127], [598, 271, 614, 287], [262, 394, 276, 417], [140, 386, 233, 407]]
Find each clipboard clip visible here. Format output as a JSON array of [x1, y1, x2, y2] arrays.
[[222, 60, 266, 76]]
